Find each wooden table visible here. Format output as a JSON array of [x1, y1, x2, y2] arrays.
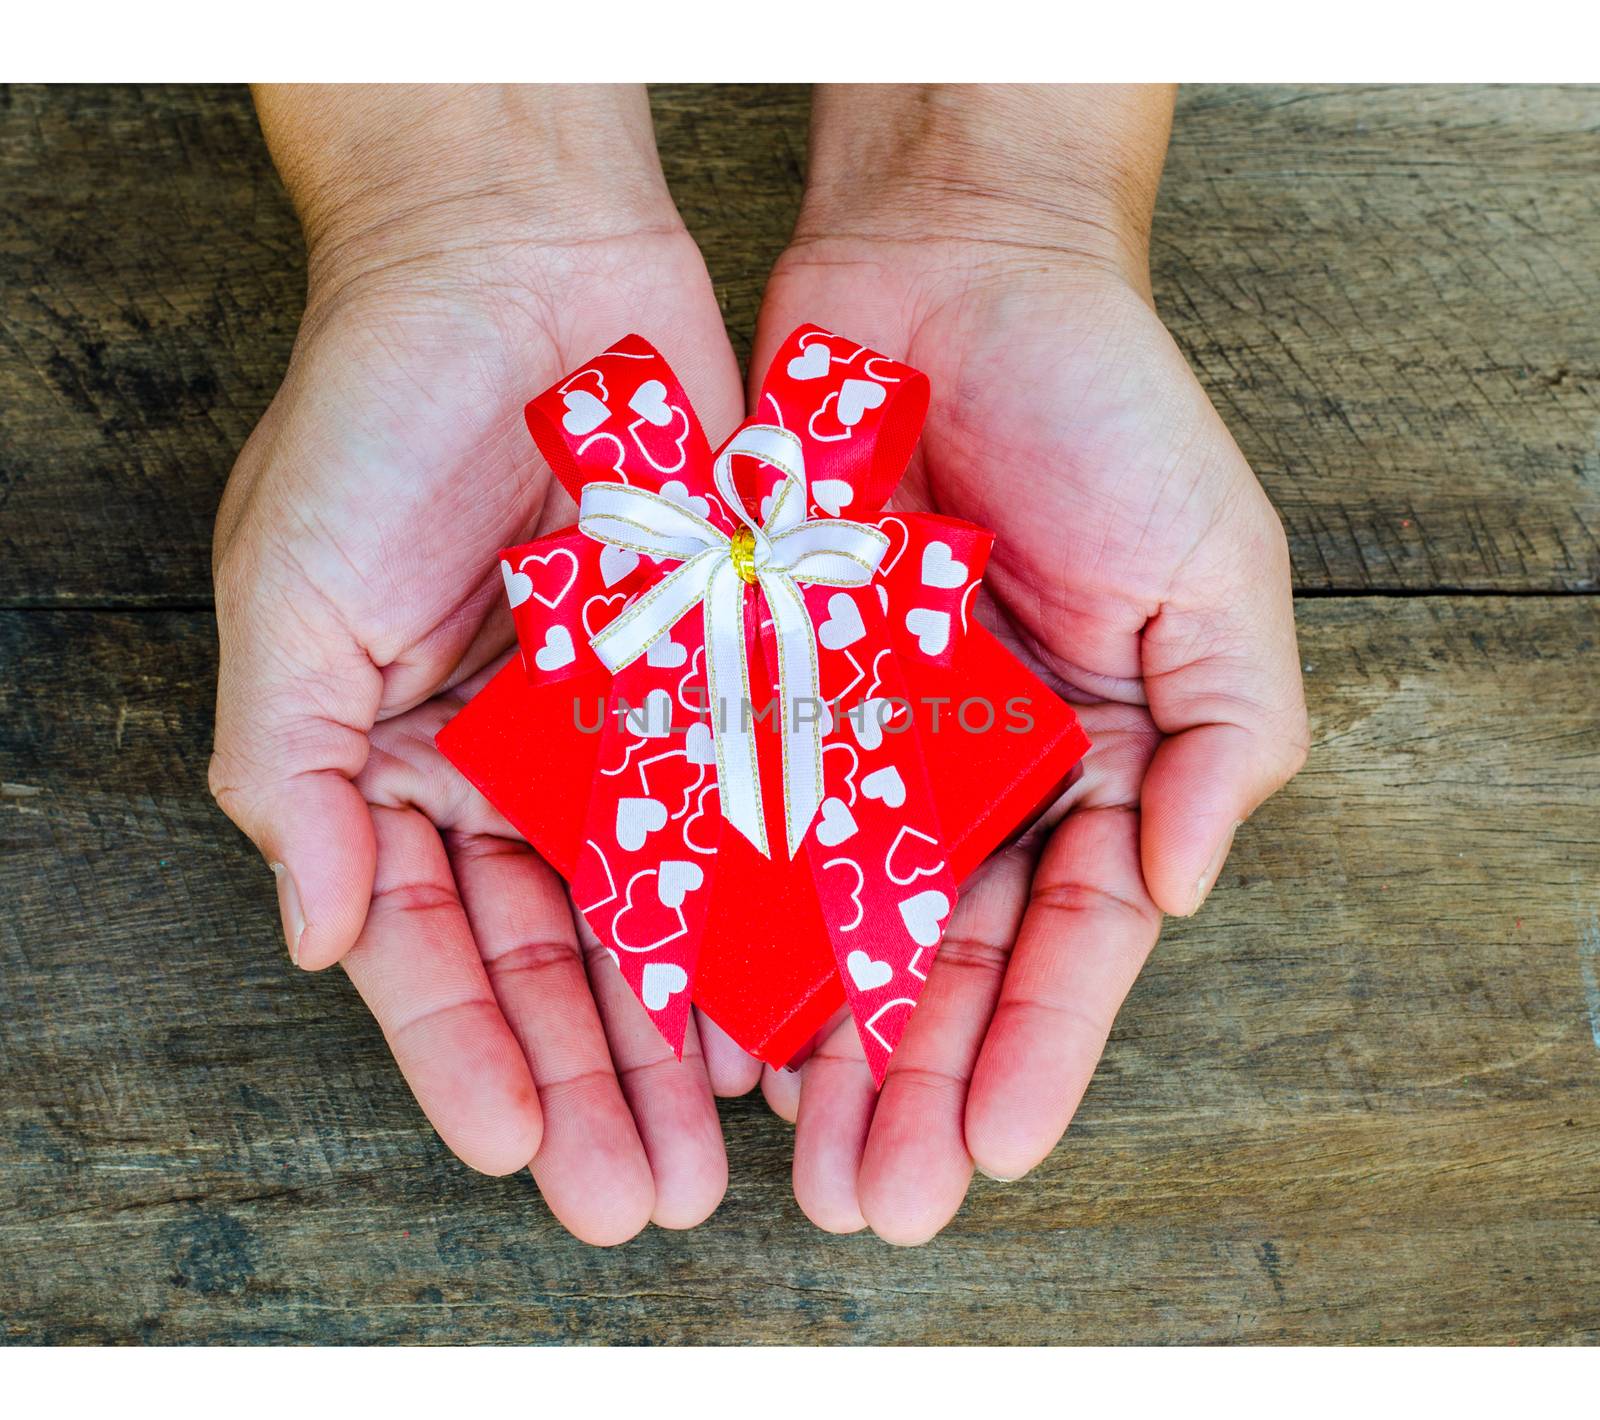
[[3, 85, 1597, 1345]]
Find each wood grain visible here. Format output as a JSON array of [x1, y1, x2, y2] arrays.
[[2, 84, 1596, 604], [2, 82, 1598, 1345], [1157, 85, 1600, 592], [3, 598, 1597, 1343], [0, 85, 305, 609]]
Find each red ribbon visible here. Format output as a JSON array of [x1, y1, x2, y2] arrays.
[[499, 326, 994, 1084]]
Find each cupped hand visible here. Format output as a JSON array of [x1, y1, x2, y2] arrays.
[[750, 222, 1309, 1242], [209, 86, 759, 1241]]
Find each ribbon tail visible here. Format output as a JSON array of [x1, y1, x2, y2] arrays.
[[590, 548, 722, 673], [798, 586, 960, 1087], [702, 558, 769, 857], [760, 569, 825, 858], [570, 657, 716, 1059]]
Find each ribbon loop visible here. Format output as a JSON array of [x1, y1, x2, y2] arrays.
[[577, 483, 726, 561], [766, 520, 888, 585]]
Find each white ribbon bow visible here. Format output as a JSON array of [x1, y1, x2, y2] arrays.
[[577, 424, 889, 858]]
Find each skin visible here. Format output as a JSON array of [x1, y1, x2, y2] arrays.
[[210, 85, 746, 1243], [211, 83, 1307, 1248], [749, 86, 1308, 1242]]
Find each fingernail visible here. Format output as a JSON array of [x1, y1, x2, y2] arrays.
[[977, 1166, 1023, 1183], [1191, 821, 1243, 915], [270, 862, 306, 965]]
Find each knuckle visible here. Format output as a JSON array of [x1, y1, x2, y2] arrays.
[[930, 932, 1011, 976], [206, 749, 250, 827], [1278, 703, 1312, 778], [1284, 723, 1311, 778], [484, 937, 582, 978]]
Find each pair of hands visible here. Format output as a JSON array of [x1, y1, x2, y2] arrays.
[[209, 85, 1307, 1245]]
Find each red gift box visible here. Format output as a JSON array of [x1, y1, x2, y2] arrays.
[[437, 327, 1089, 1081]]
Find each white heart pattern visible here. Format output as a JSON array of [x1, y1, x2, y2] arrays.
[[624, 688, 674, 739], [628, 379, 673, 428], [786, 343, 831, 381], [815, 796, 858, 847], [898, 889, 951, 948], [641, 961, 689, 1012], [905, 607, 951, 658], [534, 624, 576, 672], [599, 543, 640, 588], [500, 558, 533, 609], [818, 592, 866, 651], [659, 479, 711, 520], [848, 697, 893, 752], [811, 478, 853, 517], [582, 591, 628, 639], [684, 721, 716, 766], [523, 547, 579, 609], [562, 388, 609, 436], [885, 825, 946, 886], [921, 540, 968, 589], [655, 859, 705, 910], [836, 378, 886, 427], [646, 633, 688, 669], [616, 796, 668, 852], [861, 765, 906, 808], [846, 949, 893, 992]]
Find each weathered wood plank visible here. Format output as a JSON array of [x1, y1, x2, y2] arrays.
[[1157, 85, 1600, 592], [0, 84, 305, 608], [2, 84, 1597, 606], [3, 597, 1596, 1343], [650, 83, 806, 367]]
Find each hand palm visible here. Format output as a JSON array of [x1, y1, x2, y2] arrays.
[[211, 229, 749, 1243], [753, 243, 1306, 1241], [220, 234, 743, 712]]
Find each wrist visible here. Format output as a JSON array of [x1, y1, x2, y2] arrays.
[[254, 84, 684, 298], [795, 84, 1174, 292]]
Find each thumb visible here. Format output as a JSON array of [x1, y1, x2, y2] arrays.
[[209, 583, 380, 970], [1138, 512, 1308, 917]]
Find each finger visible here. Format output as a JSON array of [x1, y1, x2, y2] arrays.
[[340, 805, 542, 1176], [209, 595, 380, 971], [965, 806, 1164, 1183], [1139, 499, 1309, 916], [791, 1017, 873, 1234], [855, 849, 1033, 1245], [761, 1064, 803, 1124], [696, 1008, 763, 1098], [578, 920, 729, 1231], [449, 833, 656, 1247], [362, 689, 656, 1245]]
